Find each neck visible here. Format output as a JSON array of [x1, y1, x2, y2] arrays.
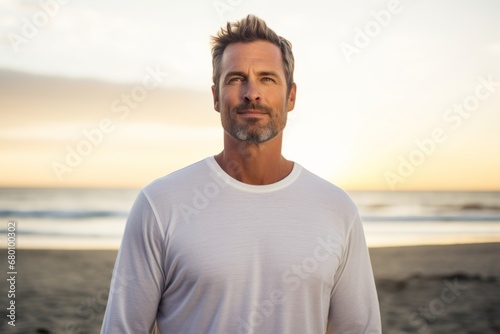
[[215, 132, 293, 185]]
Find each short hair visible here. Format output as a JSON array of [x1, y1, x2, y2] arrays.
[[211, 14, 295, 96]]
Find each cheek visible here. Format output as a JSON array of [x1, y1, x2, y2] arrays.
[[219, 88, 235, 105]]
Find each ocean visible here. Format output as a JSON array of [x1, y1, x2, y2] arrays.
[[1, 188, 499, 249]]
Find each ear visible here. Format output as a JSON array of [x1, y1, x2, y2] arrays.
[[212, 85, 220, 112], [286, 83, 297, 112]]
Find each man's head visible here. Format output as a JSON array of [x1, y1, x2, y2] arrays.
[[211, 14, 295, 97], [210, 15, 297, 144]]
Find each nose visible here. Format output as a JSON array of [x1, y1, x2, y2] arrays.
[[243, 79, 261, 102]]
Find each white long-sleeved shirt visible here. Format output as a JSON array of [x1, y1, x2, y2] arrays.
[[101, 157, 381, 333]]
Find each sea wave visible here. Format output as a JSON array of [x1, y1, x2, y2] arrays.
[[0, 209, 128, 219], [362, 203, 500, 212], [2, 210, 499, 222], [457, 203, 500, 211], [0, 229, 122, 237], [362, 215, 500, 222]]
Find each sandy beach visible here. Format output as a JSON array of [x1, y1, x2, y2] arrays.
[[1, 243, 499, 334]]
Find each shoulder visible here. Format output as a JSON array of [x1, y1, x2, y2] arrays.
[[295, 165, 358, 214], [140, 158, 211, 203]]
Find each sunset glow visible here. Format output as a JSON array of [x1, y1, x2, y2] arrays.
[[1, 0, 499, 190]]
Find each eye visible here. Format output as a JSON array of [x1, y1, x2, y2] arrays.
[[262, 77, 276, 83], [228, 77, 244, 84]]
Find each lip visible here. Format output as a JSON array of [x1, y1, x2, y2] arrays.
[[237, 109, 268, 116]]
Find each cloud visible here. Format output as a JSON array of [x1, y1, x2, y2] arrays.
[[0, 69, 218, 128], [487, 42, 500, 55]]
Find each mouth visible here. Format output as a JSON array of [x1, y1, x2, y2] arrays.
[[238, 109, 267, 115], [233, 103, 272, 120]]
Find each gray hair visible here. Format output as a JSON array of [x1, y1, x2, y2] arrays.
[[211, 14, 295, 96]]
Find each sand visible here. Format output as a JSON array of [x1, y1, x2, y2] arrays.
[[371, 243, 500, 333], [1, 243, 499, 334]]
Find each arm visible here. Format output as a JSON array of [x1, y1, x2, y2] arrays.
[[101, 191, 166, 334], [327, 212, 382, 333]]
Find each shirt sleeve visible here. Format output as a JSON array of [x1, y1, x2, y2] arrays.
[[101, 191, 166, 334], [327, 212, 382, 333]]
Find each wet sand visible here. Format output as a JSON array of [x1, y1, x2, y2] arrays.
[[1, 243, 499, 333]]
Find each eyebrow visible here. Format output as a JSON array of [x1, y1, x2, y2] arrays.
[[258, 71, 280, 78], [224, 71, 280, 79]]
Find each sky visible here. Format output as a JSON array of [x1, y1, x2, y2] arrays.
[[1, 0, 499, 190]]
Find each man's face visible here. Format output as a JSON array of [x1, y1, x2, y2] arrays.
[[212, 40, 296, 144]]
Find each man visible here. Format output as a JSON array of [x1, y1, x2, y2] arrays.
[[101, 14, 381, 333]]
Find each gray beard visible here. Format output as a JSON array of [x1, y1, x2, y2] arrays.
[[232, 125, 276, 143], [224, 102, 287, 143], [230, 117, 282, 143]]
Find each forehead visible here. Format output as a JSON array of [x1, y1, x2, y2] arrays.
[[220, 40, 284, 75]]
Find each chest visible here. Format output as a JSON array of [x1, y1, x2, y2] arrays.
[[163, 202, 346, 295]]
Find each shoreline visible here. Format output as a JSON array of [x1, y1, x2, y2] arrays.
[[6, 238, 500, 250], [1, 243, 499, 333]]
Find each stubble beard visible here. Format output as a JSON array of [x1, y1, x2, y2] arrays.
[[225, 103, 287, 144], [231, 119, 276, 143]]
